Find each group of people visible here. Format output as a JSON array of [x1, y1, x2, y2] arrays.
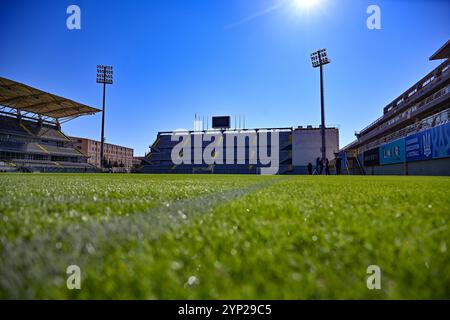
[[307, 156, 342, 175]]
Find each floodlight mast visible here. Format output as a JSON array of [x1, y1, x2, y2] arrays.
[[310, 49, 330, 169], [96, 65, 113, 170]]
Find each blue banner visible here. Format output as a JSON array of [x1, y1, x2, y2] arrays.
[[380, 138, 405, 165], [338, 151, 347, 169], [431, 122, 450, 159], [405, 130, 433, 162]]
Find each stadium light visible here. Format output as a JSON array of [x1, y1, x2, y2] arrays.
[[310, 49, 330, 170], [96, 65, 113, 170]]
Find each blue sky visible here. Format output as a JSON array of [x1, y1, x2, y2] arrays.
[[0, 0, 449, 156]]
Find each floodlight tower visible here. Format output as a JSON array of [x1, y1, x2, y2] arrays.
[[96, 65, 113, 170], [310, 49, 330, 166]]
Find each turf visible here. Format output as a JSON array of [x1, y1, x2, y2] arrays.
[[0, 173, 449, 299]]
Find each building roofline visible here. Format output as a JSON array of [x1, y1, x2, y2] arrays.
[[430, 40, 450, 61], [69, 136, 134, 151], [158, 126, 339, 136]]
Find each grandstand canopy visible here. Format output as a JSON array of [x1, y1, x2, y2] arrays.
[[430, 40, 450, 61], [0, 77, 100, 120]]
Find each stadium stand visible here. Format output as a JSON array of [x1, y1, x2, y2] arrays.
[[0, 77, 100, 172], [140, 126, 339, 175], [341, 40, 450, 176], [140, 129, 292, 174]]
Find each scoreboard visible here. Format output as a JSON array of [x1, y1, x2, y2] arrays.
[[212, 116, 231, 129]]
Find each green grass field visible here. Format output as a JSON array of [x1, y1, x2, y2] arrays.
[[0, 173, 449, 299]]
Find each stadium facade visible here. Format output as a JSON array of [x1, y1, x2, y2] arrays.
[[140, 126, 339, 175], [70, 136, 134, 171], [341, 40, 450, 176], [0, 77, 100, 173]]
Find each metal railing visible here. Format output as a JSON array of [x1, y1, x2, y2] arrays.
[[358, 61, 449, 135], [359, 107, 450, 153]]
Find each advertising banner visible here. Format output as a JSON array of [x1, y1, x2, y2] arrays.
[[405, 130, 432, 162], [379, 138, 405, 165], [363, 147, 380, 166], [430, 122, 450, 159]]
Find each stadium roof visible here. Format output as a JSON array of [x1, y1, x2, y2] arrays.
[[0, 77, 100, 119], [430, 40, 450, 61]]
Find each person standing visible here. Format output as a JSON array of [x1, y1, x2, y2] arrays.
[[307, 162, 313, 175], [316, 157, 322, 175], [325, 158, 330, 175]]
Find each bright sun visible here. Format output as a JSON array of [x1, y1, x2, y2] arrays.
[[294, 0, 320, 8]]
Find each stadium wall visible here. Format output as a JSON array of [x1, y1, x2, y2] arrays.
[[364, 158, 450, 176], [360, 121, 450, 176]]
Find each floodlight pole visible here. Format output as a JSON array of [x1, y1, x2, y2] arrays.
[[319, 62, 326, 164], [96, 65, 113, 171], [100, 67, 106, 170], [310, 49, 330, 168]]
